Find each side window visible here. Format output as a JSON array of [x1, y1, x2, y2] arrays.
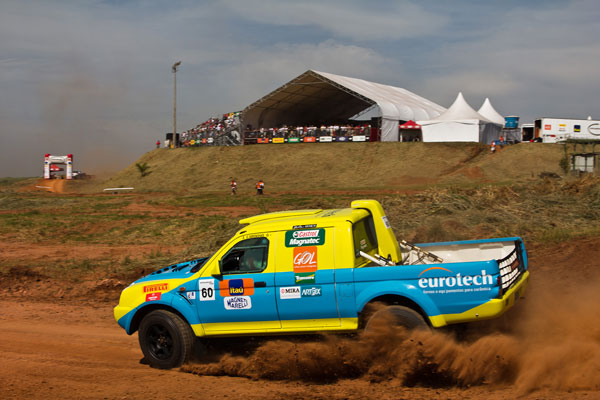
[[220, 237, 269, 274], [353, 216, 378, 266]]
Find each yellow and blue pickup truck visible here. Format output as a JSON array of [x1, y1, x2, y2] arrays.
[[114, 200, 529, 369]]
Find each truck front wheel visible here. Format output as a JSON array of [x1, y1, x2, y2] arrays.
[[365, 305, 428, 331], [138, 309, 194, 369]]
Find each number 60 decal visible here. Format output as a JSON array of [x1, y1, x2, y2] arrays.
[[198, 280, 215, 301]]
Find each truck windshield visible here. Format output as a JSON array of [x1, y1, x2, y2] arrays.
[[353, 216, 378, 266]]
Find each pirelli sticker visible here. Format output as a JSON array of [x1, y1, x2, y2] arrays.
[[143, 283, 168, 293], [285, 228, 325, 247]]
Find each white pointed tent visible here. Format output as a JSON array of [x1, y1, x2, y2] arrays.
[[478, 98, 505, 125], [418, 93, 503, 144], [242, 70, 446, 141]]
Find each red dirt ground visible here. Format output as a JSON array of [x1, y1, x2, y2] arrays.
[[1, 238, 599, 399]]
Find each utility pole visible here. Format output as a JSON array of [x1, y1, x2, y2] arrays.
[[172, 61, 181, 148]]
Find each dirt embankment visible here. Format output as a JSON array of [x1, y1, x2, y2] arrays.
[[91, 142, 564, 194]]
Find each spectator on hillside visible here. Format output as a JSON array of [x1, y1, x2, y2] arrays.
[[256, 179, 265, 195], [156, 140, 160, 149]]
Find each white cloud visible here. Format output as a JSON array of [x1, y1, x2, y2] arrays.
[[220, 0, 447, 40]]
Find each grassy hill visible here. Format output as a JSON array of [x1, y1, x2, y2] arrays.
[[90, 142, 564, 194]]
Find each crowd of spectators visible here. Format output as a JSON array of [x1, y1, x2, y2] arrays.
[[165, 115, 377, 147], [179, 111, 242, 147], [243, 123, 372, 143]]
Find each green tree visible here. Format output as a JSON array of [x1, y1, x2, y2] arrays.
[[136, 162, 152, 178]]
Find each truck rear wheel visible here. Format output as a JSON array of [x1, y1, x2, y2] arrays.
[[365, 305, 428, 331], [138, 309, 195, 369]]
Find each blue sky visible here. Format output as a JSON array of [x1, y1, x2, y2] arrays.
[[1, 0, 598, 176]]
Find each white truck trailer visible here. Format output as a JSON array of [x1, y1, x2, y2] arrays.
[[534, 117, 600, 143]]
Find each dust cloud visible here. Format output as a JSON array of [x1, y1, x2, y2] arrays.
[[182, 270, 600, 393]]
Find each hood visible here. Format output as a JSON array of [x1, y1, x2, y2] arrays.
[[133, 257, 209, 285]]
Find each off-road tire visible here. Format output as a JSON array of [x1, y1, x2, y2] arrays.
[[365, 305, 428, 331], [138, 309, 195, 369]]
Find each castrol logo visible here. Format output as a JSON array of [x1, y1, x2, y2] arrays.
[[293, 246, 318, 272], [292, 230, 319, 239]]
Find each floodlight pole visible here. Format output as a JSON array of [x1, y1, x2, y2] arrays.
[[172, 61, 181, 148]]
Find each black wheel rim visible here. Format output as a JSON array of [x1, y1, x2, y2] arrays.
[[146, 324, 174, 360]]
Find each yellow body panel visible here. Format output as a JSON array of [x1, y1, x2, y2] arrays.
[[191, 318, 358, 337]]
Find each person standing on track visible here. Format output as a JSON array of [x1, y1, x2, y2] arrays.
[[230, 178, 237, 195], [256, 179, 265, 195]]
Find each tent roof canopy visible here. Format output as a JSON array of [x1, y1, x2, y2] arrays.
[[418, 92, 502, 126], [399, 120, 421, 129], [242, 70, 445, 129], [477, 98, 505, 125]]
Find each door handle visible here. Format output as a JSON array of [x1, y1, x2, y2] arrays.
[[255, 281, 267, 288]]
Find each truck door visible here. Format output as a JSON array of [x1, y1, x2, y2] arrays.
[[197, 235, 281, 334], [274, 227, 341, 328]]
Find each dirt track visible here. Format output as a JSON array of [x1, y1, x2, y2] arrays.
[[1, 238, 599, 399]]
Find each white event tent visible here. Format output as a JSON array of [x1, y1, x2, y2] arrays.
[[477, 98, 505, 125], [242, 70, 446, 141], [418, 93, 503, 144]]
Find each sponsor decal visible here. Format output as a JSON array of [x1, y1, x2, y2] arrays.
[[242, 233, 269, 240], [559, 124, 566, 132], [219, 278, 255, 297], [574, 125, 581, 132], [143, 283, 168, 293], [295, 272, 316, 285], [318, 136, 333, 142], [336, 136, 348, 142], [293, 224, 317, 229], [224, 296, 252, 310], [588, 123, 600, 136], [293, 246, 318, 272], [273, 137, 285, 143], [359, 238, 367, 251], [303, 137, 316, 142], [288, 137, 300, 143], [351, 135, 366, 142], [279, 286, 301, 299], [257, 138, 269, 144], [382, 216, 391, 229], [544, 124, 551, 130], [285, 229, 325, 247], [186, 291, 196, 300], [198, 279, 215, 301], [145, 292, 161, 301], [301, 286, 322, 297], [418, 268, 493, 295]]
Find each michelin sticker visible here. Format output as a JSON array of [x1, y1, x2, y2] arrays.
[[198, 280, 215, 301], [280, 286, 301, 299], [224, 296, 252, 310]]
